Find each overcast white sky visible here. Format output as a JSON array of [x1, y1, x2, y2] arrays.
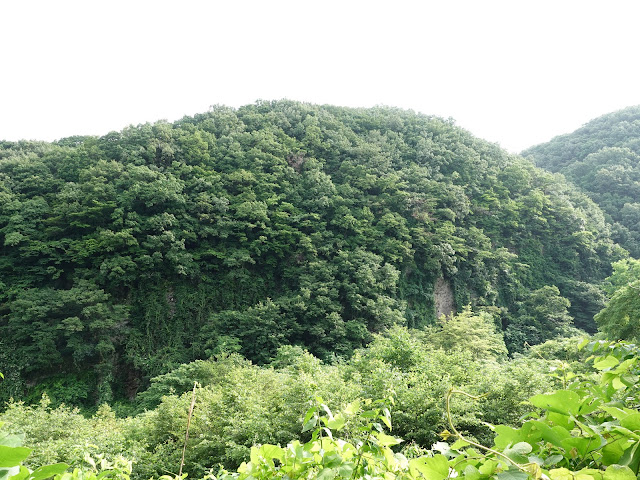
[[1, 0, 639, 153]]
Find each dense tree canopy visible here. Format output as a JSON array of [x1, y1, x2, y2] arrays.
[[0, 101, 624, 405], [595, 258, 640, 342], [523, 106, 640, 256]]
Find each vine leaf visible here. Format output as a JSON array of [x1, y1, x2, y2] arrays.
[[495, 467, 529, 480], [603, 464, 636, 480], [0, 446, 32, 468], [409, 454, 449, 480]]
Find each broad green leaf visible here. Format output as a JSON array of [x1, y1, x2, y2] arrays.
[[0, 435, 24, 449], [336, 463, 354, 477], [302, 416, 317, 433], [504, 442, 532, 464], [509, 442, 532, 454], [249, 446, 262, 465], [258, 444, 284, 462], [462, 464, 481, 480], [343, 400, 360, 415], [577, 396, 603, 415], [51, 473, 72, 480], [619, 441, 640, 474], [0, 466, 20, 480], [380, 414, 392, 431], [562, 437, 601, 458], [530, 390, 581, 415], [322, 452, 344, 469], [409, 454, 449, 480], [495, 467, 529, 480], [613, 376, 626, 390], [602, 439, 626, 466], [316, 467, 335, 480], [621, 413, 640, 432], [576, 468, 603, 480], [611, 426, 640, 441], [494, 425, 527, 449], [478, 459, 499, 476], [8, 465, 29, 480], [621, 374, 639, 386], [0, 447, 32, 468], [578, 338, 590, 350], [303, 406, 317, 425], [548, 412, 574, 430], [380, 408, 392, 430], [27, 463, 69, 480], [543, 454, 564, 467], [326, 414, 346, 431], [528, 455, 544, 466], [594, 356, 620, 370], [602, 406, 634, 421], [375, 432, 403, 447], [530, 420, 571, 446], [549, 468, 574, 480], [450, 439, 470, 450], [603, 464, 636, 480], [614, 359, 636, 374]]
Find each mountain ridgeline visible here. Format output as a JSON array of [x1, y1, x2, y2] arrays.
[[0, 101, 623, 405], [523, 105, 640, 256]]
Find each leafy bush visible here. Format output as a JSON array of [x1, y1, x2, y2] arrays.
[[0, 398, 148, 473], [206, 339, 640, 480]]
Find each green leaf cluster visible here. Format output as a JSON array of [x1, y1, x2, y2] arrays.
[[207, 339, 640, 480], [2, 320, 564, 479], [595, 258, 640, 343]]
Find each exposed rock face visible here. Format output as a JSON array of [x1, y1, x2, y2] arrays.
[[434, 277, 456, 319]]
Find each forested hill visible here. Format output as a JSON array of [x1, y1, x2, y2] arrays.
[[522, 105, 640, 256], [0, 101, 623, 405]]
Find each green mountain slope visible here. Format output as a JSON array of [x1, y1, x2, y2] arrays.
[[0, 101, 623, 405], [522, 105, 640, 256]]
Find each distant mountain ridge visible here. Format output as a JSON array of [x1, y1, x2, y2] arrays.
[[523, 105, 640, 256]]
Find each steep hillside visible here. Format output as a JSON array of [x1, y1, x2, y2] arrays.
[[0, 101, 623, 405], [523, 105, 640, 256]]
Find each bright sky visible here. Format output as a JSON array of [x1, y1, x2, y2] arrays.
[[1, 0, 639, 153]]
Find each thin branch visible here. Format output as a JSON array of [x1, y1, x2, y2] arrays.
[[446, 388, 528, 473], [179, 382, 198, 477]]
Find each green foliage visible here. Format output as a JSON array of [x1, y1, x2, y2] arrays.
[[11, 331, 616, 479], [134, 353, 251, 411], [595, 281, 640, 342], [425, 306, 508, 361], [595, 259, 640, 342], [524, 106, 640, 256], [506, 286, 574, 351], [213, 397, 404, 480], [54, 456, 132, 480], [0, 101, 621, 404], [7, 336, 640, 480], [209, 339, 640, 480], [602, 258, 640, 296], [0, 398, 146, 473], [0, 403, 129, 480], [5, 325, 559, 478]]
